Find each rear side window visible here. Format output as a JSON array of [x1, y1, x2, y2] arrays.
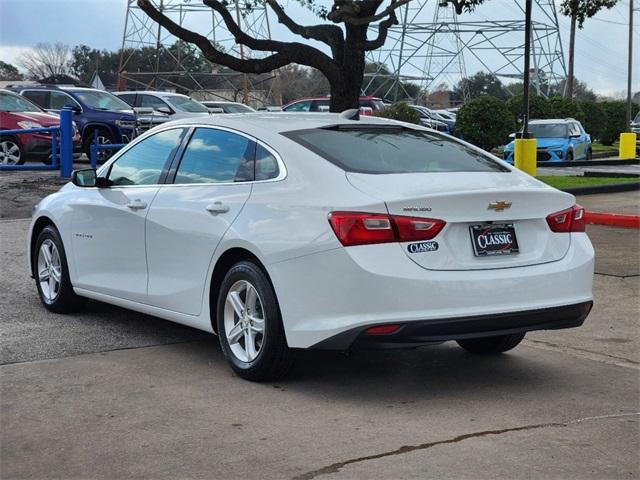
[[255, 144, 280, 180], [174, 128, 253, 184], [22, 91, 49, 109], [283, 127, 509, 174]]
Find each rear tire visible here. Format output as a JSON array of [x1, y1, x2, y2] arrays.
[[33, 226, 85, 313], [586, 148, 592, 161], [216, 260, 293, 381], [456, 333, 525, 355]]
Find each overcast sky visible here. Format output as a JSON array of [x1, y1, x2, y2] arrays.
[[1, 0, 638, 96]]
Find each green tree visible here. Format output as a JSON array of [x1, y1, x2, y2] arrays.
[[0, 60, 22, 81], [454, 96, 515, 151], [70, 45, 120, 84], [548, 96, 584, 122], [578, 100, 606, 141], [375, 101, 421, 124], [560, 0, 618, 98], [452, 72, 508, 102], [600, 101, 639, 145], [506, 94, 553, 125], [138, 0, 469, 112]]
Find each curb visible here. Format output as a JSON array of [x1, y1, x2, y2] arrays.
[[591, 150, 619, 159], [585, 211, 640, 229], [561, 182, 640, 195], [538, 158, 639, 167]]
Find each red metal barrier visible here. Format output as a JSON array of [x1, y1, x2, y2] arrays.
[[585, 211, 640, 229]]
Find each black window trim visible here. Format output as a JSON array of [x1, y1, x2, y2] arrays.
[[281, 125, 511, 175]]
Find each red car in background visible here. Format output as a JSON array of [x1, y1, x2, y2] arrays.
[[282, 96, 385, 114], [0, 89, 80, 165]]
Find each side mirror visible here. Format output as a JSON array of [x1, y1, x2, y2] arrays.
[[157, 106, 172, 115], [569, 133, 581, 138], [66, 104, 81, 113], [133, 107, 154, 115], [71, 169, 97, 187]]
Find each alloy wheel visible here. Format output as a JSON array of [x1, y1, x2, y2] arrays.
[[224, 280, 266, 362], [0, 140, 21, 165], [37, 239, 62, 302]]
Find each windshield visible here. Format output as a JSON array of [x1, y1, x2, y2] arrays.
[[164, 96, 208, 113], [284, 126, 509, 174], [0, 92, 43, 112], [73, 90, 132, 111], [528, 123, 568, 138]]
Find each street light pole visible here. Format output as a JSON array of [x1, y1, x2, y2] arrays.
[[522, 0, 533, 139], [514, 0, 537, 175], [626, 0, 634, 128]]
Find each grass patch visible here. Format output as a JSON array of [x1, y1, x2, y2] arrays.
[[591, 142, 618, 152], [537, 176, 640, 189]]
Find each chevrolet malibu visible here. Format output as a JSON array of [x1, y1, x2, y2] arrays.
[[28, 112, 594, 381]]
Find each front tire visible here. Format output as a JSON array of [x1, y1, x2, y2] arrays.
[[586, 148, 592, 160], [83, 128, 114, 163], [0, 136, 25, 165], [456, 333, 525, 354], [565, 151, 573, 162], [216, 260, 293, 381], [34, 226, 85, 313]]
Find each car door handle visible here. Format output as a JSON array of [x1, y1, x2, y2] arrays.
[[206, 202, 230, 214], [126, 199, 147, 210]]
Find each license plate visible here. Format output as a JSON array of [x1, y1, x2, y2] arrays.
[[470, 223, 519, 257]]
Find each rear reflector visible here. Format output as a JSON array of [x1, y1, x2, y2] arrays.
[[328, 211, 446, 246], [546, 204, 586, 232], [365, 324, 402, 335]]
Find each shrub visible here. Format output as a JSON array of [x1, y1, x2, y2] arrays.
[[453, 96, 515, 151], [375, 101, 421, 125], [599, 101, 639, 146], [578, 100, 607, 142], [506, 94, 553, 125], [548, 96, 585, 123]]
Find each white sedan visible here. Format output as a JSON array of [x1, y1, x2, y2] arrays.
[[28, 112, 594, 381]]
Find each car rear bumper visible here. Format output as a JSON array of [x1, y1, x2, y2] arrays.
[[270, 233, 594, 349], [311, 301, 592, 349]]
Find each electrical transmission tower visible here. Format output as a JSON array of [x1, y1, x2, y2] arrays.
[[117, 0, 274, 104], [364, 0, 567, 103]]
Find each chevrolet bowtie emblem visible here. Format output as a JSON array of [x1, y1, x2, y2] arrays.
[[488, 201, 512, 212]]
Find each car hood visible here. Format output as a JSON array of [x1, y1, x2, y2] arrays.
[[505, 137, 566, 151], [4, 111, 60, 126]]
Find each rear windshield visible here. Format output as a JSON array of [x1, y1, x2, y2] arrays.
[[283, 126, 509, 174]]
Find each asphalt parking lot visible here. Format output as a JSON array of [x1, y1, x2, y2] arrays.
[[1, 177, 638, 479]]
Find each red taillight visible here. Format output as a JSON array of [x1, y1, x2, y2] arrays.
[[365, 324, 402, 335], [546, 204, 586, 232], [328, 212, 446, 246]]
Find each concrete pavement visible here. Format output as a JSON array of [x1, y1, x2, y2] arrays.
[[1, 212, 639, 479]]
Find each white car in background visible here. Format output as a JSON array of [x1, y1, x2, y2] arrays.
[[199, 100, 256, 114], [28, 113, 594, 381], [114, 91, 211, 120]]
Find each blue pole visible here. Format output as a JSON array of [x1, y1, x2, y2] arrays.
[[59, 108, 73, 178], [50, 129, 58, 168], [91, 129, 98, 169]]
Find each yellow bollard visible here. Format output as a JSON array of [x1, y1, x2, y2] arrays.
[[619, 132, 637, 160], [514, 138, 537, 176]]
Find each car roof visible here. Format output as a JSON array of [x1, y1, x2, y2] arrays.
[[115, 90, 189, 98], [201, 100, 243, 105], [152, 112, 404, 136], [530, 118, 579, 124]]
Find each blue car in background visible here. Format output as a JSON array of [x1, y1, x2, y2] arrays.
[[503, 118, 592, 163], [10, 85, 138, 160]]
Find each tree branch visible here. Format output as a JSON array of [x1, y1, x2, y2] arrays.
[[332, 0, 411, 26], [136, 0, 340, 79], [265, 0, 344, 54], [364, 10, 398, 50]]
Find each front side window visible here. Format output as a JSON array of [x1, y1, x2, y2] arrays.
[[49, 91, 78, 110], [175, 128, 253, 184], [141, 95, 169, 111], [21, 91, 49, 109], [284, 101, 311, 112], [117, 94, 136, 106], [284, 126, 509, 174], [569, 123, 582, 136], [107, 128, 184, 186]]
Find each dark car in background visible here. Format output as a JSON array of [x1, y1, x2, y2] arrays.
[[10, 85, 137, 159], [0, 89, 80, 165]]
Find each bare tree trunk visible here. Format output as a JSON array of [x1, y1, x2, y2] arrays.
[[329, 25, 367, 112], [567, 13, 576, 99]]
